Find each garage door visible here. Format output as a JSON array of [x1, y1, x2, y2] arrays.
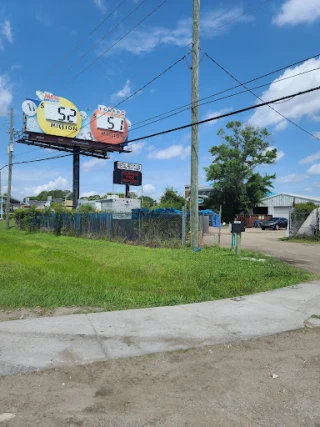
[[274, 207, 290, 219]]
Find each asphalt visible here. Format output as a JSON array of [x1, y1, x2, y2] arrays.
[[0, 281, 319, 376], [205, 228, 320, 274]]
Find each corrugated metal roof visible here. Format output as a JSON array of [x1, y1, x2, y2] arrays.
[[262, 193, 320, 202]]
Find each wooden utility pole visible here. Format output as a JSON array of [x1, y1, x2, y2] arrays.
[[190, 0, 200, 249], [5, 108, 14, 229]]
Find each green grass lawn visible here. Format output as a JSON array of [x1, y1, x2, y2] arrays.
[[0, 223, 315, 311]]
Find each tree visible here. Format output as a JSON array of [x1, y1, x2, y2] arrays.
[[158, 187, 185, 210], [204, 121, 277, 222], [29, 189, 72, 201], [139, 195, 156, 208]]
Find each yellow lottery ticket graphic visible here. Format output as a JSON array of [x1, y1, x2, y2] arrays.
[[37, 96, 82, 138]]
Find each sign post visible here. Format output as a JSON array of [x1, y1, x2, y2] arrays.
[[231, 221, 245, 256]]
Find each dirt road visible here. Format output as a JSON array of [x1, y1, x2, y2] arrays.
[[205, 228, 320, 274], [1, 328, 319, 427]]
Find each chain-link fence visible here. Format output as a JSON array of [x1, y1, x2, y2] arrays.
[[14, 208, 223, 247], [289, 208, 320, 240], [15, 211, 188, 248]]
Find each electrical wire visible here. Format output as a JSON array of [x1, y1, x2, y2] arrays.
[[123, 85, 320, 144], [65, 0, 168, 86], [129, 51, 320, 130], [204, 0, 271, 38], [114, 55, 187, 107], [127, 63, 320, 133], [60, 52, 185, 140], [52, 0, 149, 84], [0, 154, 73, 171], [204, 52, 320, 141], [45, 0, 129, 79]]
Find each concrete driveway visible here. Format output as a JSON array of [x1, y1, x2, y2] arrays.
[[205, 228, 320, 274]]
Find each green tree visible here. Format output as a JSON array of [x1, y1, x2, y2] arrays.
[[77, 204, 95, 213], [29, 189, 72, 201], [158, 187, 185, 210], [204, 121, 277, 222], [139, 195, 156, 208]]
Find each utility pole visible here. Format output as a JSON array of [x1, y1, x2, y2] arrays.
[[190, 0, 200, 249], [5, 108, 14, 229], [0, 169, 3, 220]]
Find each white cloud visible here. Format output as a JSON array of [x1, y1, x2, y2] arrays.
[[276, 174, 308, 184], [203, 108, 233, 126], [127, 141, 146, 155], [82, 158, 108, 172], [1, 20, 13, 44], [307, 164, 320, 175], [304, 187, 313, 192], [107, 7, 251, 56], [93, 0, 107, 13], [273, 0, 320, 26], [80, 191, 100, 198], [143, 184, 156, 196], [313, 131, 320, 139], [111, 80, 132, 103], [249, 58, 320, 129], [25, 176, 69, 196], [0, 75, 12, 116], [300, 152, 320, 164], [148, 145, 191, 160]]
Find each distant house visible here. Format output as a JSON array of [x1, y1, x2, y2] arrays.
[[260, 193, 320, 219], [0, 196, 21, 215]]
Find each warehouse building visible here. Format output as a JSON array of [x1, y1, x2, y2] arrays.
[[260, 193, 320, 219]]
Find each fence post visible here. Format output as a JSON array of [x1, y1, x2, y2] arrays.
[[182, 205, 186, 247], [218, 204, 222, 245]]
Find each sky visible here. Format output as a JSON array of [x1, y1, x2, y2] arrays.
[[1, 0, 320, 201]]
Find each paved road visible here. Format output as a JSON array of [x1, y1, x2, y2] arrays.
[[205, 228, 320, 274], [0, 283, 319, 376]]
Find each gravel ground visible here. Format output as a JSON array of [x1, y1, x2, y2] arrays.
[[1, 327, 319, 427], [205, 228, 320, 274]]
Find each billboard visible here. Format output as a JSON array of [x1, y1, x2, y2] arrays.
[[113, 161, 142, 186], [22, 91, 131, 145]]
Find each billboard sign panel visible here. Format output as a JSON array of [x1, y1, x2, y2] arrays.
[[114, 161, 142, 172], [22, 91, 130, 145], [113, 169, 142, 186]]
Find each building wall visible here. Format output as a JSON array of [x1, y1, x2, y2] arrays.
[[260, 194, 320, 219]]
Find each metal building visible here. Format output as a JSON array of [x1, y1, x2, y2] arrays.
[[260, 193, 320, 219]]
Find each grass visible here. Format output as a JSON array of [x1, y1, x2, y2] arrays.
[[0, 222, 315, 311], [280, 237, 320, 244]]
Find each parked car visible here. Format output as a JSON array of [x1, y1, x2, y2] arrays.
[[260, 217, 288, 230]]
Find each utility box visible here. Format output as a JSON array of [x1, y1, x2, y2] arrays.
[[231, 221, 246, 233]]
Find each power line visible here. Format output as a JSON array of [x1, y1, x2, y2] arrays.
[[204, 52, 320, 141], [0, 154, 73, 171], [52, 0, 148, 85], [61, 52, 185, 140], [114, 55, 187, 107], [45, 0, 129, 79], [129, 51, 320, 130], [123, 85, 320, 144], [127, 62, 320, 133], [65, 0, 168, 86], [204, 0, 271, 38]]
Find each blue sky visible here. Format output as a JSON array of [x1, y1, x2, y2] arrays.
[[1, 0, 320, 201]]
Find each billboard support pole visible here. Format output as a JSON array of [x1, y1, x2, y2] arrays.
[[125, 184, 130, 198], [73, 147, 80, 209]]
